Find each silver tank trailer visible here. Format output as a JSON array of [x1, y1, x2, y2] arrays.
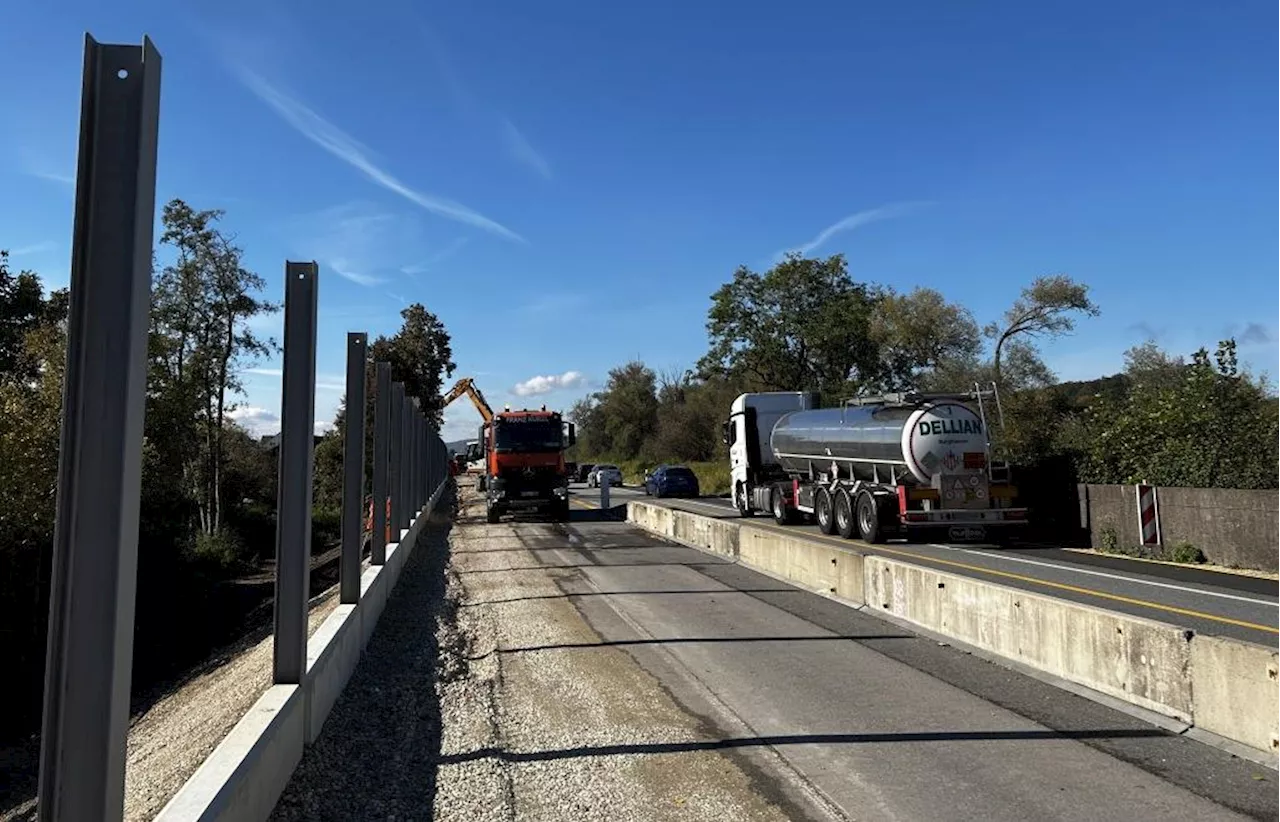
[[769, 401, 989, 486]]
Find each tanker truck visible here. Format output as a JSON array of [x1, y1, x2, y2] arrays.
[[723, 385, 1027, 544]]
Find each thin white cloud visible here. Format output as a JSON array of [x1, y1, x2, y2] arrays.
[[244, 367, 345, 392], [330, 258, 385, 287], [233, 67, 524, 242], [26, 170, 74, 187], [402, 236, 469, 276], [776, 201, 932, 260], [10, 241, 57, 256], [512, 370, 588, 397], [500, 117, 552, 180]]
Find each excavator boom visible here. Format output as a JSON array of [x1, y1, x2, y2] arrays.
[[441, 377, 494, 424]]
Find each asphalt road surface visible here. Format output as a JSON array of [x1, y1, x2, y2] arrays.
[[543, 490, 1276, 820], [577, 483, 1278, 646]]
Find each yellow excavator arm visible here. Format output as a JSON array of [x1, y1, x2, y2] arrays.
[[440, 377, 494, 425]]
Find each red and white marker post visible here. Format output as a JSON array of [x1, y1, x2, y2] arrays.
[[1135, 482, 1161, 547]]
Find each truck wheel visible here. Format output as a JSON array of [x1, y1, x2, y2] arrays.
[[734, 483, 756, 518], [815, 487, 836, 535], [857, 493, 884, 544], [834, 488, 856, 539], [771, 485, 795, 525], [486, 505, 500, 524], [555, 500, 571, 522]]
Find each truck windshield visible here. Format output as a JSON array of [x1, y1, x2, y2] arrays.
[[493, 420, 563, 452]]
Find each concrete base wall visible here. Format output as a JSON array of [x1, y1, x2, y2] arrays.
[[1190, 634, 1280, 754], [626, 500, 1278, 756], [156, 480, 450, 822], [865, 556, 1195, 721], [1080, 483, 1278, 571]]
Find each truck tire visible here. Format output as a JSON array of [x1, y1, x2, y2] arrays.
[[486, 504, 500, 524], [857, 493, 884, 544], [815, 487, 836, 535], [834, 488, 856, 539], [771, 484, 795, 525], [734, 483, 756, 518], [555, 499, 571, 522]]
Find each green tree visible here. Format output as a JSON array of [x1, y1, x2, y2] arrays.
[[1077, 339, 1277, 489], [985, 274, 1098, 388], [698, 253, 880, 396], [595, 361, 659, 459], [370, 303, 456, 426], [869, 287, 982, 391], [152, 199, 278, 535]]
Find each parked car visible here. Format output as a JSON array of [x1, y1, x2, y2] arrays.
[[576, 463, 595, 483], [588, 464, 623, 488], [643, 465, 700, 498]]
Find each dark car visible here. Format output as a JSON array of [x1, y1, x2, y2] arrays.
[[576, 463, 595, 483], [565, 461, 578, 480], [643, 465, 700, 498]]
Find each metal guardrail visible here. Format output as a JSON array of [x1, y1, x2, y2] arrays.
[[35, 32, 452, 822]]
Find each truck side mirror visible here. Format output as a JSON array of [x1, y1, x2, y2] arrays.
[[566, 422, 577, 447], [721, 421, 732, 445]]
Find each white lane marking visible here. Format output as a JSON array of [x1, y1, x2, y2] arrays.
[[929, 544, 1278, 608]]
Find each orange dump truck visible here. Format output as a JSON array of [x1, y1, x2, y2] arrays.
[[479, 405, 576, 523]]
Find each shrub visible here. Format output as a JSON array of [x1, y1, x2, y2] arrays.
[[1165, 541, 1206, 565]]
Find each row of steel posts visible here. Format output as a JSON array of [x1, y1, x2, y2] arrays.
[[36, 33, 450, 822]]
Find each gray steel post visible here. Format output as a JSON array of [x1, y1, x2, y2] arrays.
[[400, 394, 412, 526], [38, 34, 161, 822], [388, 382, 403, 541], [340, 332, 367, 604], [408, 405, 417, 512], [272, 262, 318, 684], [414, 403, 424, 508], [371, 362, 390, 564]]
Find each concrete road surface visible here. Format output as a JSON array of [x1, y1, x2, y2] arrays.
[[473, 487, 1272, 820], [583, 483, 1279, 646]]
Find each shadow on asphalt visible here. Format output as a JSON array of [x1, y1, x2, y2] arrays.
[[436, 727, 1172, 766]]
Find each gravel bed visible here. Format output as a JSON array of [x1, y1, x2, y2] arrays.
[[1, 587, 342, 822]]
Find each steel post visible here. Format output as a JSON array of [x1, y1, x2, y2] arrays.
[[340, 333, 367, 604], [408, 405, 418, 512], [272, 262, 319, 684], [371, 362, 390, 564], [38, 34, 162, 822], [388, 382, 403, 541], [401, 394, 412, 526]]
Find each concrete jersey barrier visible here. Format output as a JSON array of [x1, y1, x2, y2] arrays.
[[626, 499, 1279, 759]]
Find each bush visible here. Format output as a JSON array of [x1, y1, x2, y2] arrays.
[[190, 529, 244, 570], [1165, 541, 1206, 565], [312, 506, 342, 553], [1098, 524, 1120, 554]]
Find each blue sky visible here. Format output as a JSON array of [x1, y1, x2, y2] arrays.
[[2, 0, 1275, 442]]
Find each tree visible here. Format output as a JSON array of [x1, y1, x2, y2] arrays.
[[698, 253, 881, 396], [869, 287, 982, 391], [369, 303, 456, 427], [595, 361, 659, 458], [1076, 339, 1277, 489], [985, 275, 1099, 387], [152, 199, 278, 534]]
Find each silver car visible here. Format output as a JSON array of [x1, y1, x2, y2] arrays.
[[588, 464, 623, 488]]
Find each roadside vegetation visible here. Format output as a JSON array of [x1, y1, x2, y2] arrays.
[[568, 253, 1278, 518], [0, 204, 457, 746]]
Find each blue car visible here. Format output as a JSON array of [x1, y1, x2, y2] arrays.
[[643, 465, 700, 498]]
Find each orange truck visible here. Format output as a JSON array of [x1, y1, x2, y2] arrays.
[[478, 405, 576, 523]]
